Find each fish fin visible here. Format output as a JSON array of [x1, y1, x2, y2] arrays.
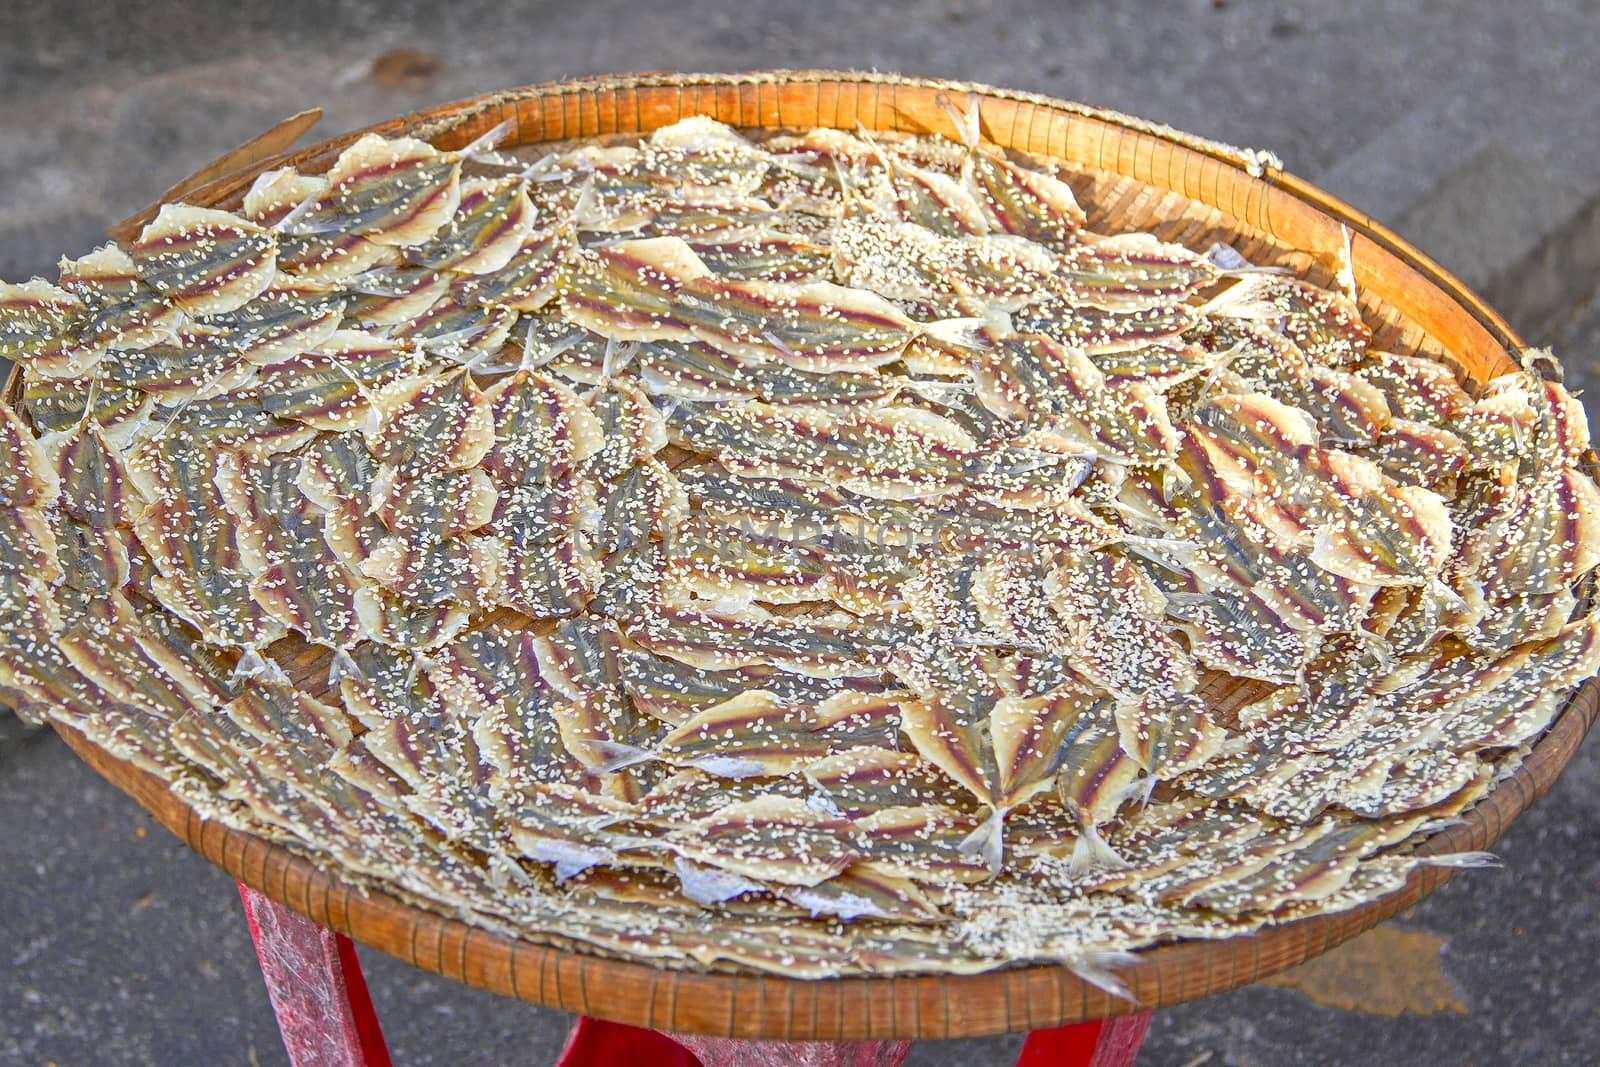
[[580, 739, 656, 773], [1066, 950, 1140, 1003], [456, 118, 517, 162], [600, 338, 638, 379], [921, 315, 1000, 350], [486, 854, 530, 890], [938, 91, 983, 152], [682, 754, 769, 779], [957, 806, 1009, 877], [552, 858, 596, 881], [673, 858, 762, 904], [1335, 223, 1358, 303], [229, 648, 289, 687], [1420, 850, 1502, 870], [785, 886, 886, 922], [274, 187, 342, 235], [1123, 774, 1158, 810], [805, 790, 844, 816], [1207, 241, 1292, 277], [1068, 823, 1129, 876], [1206, 242, 1250, 271], [1412, 816, 1469, 837], [524, 839, 615, 881], [326, 647, 364, 689]]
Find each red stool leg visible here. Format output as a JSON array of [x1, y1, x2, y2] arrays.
[[556, 1017, 913, 1067], [238, 883, 393, 1067], [559, 1013, 1150, 1067], [668, 1033, 913, 1066], [556, 1016, 704, 1067], [239, 872, 1143, 1067], [1016, 1012, 1151, 1066]]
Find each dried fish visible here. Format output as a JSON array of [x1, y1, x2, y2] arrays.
[[257, 332, 430, 431], [665, 796, 861, 887], [408, 176, 536, 275], [632, 603, 906, 679], [965, 149, 1085, 251], [0, 403, 60, 508], [130, 205, 277, 316], [197, 286, 346, 366], [364, 370, 494, 477], [1058, 234, 1218, 310], [4, 114, 1594, 980], [58, 244, 184, 355], [279, 134, 462, 247], [583, 380, 668, 482], [0, 278, 95, 376], [451, 228, 571, 313], [1204, 274, 1370, 366], [481, 369, 603, 483], [22, 375, 151, 438], [1011, 298, 1197, 355]]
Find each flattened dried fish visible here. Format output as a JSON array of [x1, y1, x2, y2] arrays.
[[965, 148, 1084, 251], [257, 333, 429, 430], [481, 369, 603, 484], [280, 134, 462, 247], [393, 296, 516, 359], [1012, 298, 1196, 355], [130, 440, 286, 649], [1047, 548, 1197, 702], [666, 796, 861, 886], [662, 515, 832, 605], [1296, 365, 1391, 446], [1465, 467, 1600, 598], [131, 205, 277, 316], [59, 244, 186, 355], [1368, 418, 1468, 490], [102, 327, 256, 401], [22, 375, 151, 438], [666, 400, 982, 501], [682, 228, 834, 283], [854, 805, 994, 885], [198, 286, 346, 366], [646, 690, 833, 777], [0, 403, 59, 508], [409, 176, 536, 275], [971, 331, 1180, 464], [486, 531, 599, 619], [0, 278, 89, 372], [632, 604, 905, 679], [51, 514, 130, 595], [452, 227, 572, 313], [364, 370, 494, 476], [1058, 234, 1218, 310], [584, 380, 668, 482], [1204, 274, 1370, 366], [619, 647, 861, 725], [362, 529, 500, 607]]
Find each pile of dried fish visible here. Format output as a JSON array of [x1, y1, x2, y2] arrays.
[[2, 110, 1596, 987]]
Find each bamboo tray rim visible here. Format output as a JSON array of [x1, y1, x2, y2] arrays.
[[15, 68, 1598, 1040]]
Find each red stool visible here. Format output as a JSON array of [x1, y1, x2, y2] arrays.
[[239, 884, 1150, 1066]]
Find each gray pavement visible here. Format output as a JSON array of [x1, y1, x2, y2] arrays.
[[2, 2, 1599, 1064]]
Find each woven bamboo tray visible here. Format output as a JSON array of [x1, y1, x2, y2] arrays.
[[14, 70, 1600, 1040]]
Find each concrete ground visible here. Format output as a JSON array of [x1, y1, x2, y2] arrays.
[[2, 2, 1598, 1064]]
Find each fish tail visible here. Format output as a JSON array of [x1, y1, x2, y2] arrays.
[[580, 739, 656, 773], [1065, 949, 1140, 1002], [1068, 822, 1130, 876], [957, 805, 1010, 877], [1420, 850, 1502, 870]]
